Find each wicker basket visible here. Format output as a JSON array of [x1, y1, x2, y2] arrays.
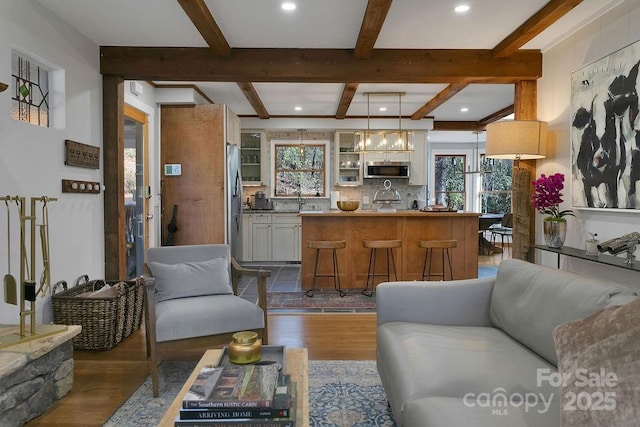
[[52, 277, 144, 351]]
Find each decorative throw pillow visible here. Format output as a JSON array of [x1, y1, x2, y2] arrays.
[[148, 257, 232, 302], [553, 297, 640, 426]]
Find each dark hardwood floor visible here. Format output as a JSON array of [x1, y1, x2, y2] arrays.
[[27, 253, 504, 426]]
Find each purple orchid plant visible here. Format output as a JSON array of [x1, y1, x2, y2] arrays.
[[531, 173, 574, 221]]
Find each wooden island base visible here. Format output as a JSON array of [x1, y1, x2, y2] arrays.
[[300, 211, 479, 291]]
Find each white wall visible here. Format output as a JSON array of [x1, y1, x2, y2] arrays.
[[0, 1, 104, 323], [537, 0, 640, 290]]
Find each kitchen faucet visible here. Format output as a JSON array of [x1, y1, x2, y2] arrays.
[[297, 184, 307, 211]]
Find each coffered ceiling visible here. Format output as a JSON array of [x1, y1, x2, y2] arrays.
[[37, 0, 620, 142]]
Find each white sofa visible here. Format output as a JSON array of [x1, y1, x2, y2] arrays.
[[376, 259, 638, 427]]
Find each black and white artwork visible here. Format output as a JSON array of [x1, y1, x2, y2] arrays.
[[571, 40, 640, 210]]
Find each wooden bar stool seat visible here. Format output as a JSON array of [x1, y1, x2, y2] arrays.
[[361, 239, 402, 296], [305, 240, 347, 297], [418, 239, 457, 281]]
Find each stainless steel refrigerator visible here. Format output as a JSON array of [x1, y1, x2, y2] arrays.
[[227, 143, 243, 260]]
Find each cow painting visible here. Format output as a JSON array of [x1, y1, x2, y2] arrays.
[[571, 44, 640, 210]]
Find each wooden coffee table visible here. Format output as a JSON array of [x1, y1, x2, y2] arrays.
[[158, 347, 309, 426]]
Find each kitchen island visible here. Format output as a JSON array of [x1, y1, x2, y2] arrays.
[[299, 210, 480, 291]]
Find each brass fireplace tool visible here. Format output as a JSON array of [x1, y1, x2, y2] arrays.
[[0, 195, 67, 349]]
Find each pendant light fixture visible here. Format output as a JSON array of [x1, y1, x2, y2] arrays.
[[298, 128, 305, 154], [354, 92, 414, 152], [462, 130, 485, 174]]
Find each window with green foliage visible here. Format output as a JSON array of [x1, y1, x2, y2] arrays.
[[274, 143, 326, 197], [434, 155, 466, 210], [480, 156, 513, 213]]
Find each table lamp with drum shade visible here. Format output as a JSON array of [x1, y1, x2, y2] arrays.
[[485, 120, 548, 261]]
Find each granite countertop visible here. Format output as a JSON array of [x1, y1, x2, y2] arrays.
[[298, 210, 480, 217], [244, 209, 301, 214]]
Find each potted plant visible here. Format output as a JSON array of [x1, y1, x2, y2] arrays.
[[531, 173, 574, 248]]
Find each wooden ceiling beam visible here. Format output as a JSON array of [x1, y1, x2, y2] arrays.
[[148, 82, 214, 103], [355, 0, 393, 59], [101, 47, 542, 83], [336, 83, 359, 119], [493, 0, 583, 58], [479, 105, 514, 125], [237, 82, 270, 119], [432, 121, 484, 131], [410, 82, 469, 120], [177, 0, 230, 56]]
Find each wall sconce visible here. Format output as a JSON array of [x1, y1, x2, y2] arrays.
[[485, 120, 548, 260], [0, 82, 7, 92]]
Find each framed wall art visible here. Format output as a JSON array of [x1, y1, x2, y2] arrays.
[[571, 40, 640, 210]]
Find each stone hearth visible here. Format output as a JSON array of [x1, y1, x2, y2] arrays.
[[0, 324, 81, 426]]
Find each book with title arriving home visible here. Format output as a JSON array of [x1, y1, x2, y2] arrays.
[[182, 364, 282, 410], [175, 382, 297, 426], [180, 376, 292, 419]]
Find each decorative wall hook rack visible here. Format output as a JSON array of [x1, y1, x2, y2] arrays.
[[62, 179, 101, 194]]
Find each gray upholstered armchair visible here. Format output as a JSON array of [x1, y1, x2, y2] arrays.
[[143, 244, 270, 397]]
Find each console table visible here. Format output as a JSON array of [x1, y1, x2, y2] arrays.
[[533, 244, 640, 272]]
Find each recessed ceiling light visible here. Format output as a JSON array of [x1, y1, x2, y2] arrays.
[[294, 106, 302, 111], [379, 107, 387, 112], [454, 5, 470, 13], [460, 107, 469, 112], [282, 2, 296, 11]]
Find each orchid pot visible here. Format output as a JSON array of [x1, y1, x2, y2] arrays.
[[543, 218, 567, 248]]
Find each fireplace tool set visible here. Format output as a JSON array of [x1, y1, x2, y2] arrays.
[[0, 195, 66, 349]]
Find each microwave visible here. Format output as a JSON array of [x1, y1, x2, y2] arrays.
[[364, 161, 410, 179]]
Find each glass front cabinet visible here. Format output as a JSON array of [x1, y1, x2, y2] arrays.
[[240, 131, 265, 185], [335, 131, 362, 186]]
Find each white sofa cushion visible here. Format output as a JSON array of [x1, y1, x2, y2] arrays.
[[489, 259, 637, 365], [155, 294, 264, 342], [377, 322, 558, 425], [148, 257, 232, 302], [402, 396, 559, 427]]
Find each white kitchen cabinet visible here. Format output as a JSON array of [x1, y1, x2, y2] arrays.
[[271, 214, 301, 261], [241, 130, 266, 185], [225, 106, 241, 145], [251, 213, 272, 261], [241, 214, 253, 261], [363, 151, 411, 163], [409, 131, 427, 186], [243, 213, 301, 262], [251, 223, 272, 261], [335, 131, 362, 186]]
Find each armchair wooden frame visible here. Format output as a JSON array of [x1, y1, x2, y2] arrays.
[[143, 257, 270, 397]]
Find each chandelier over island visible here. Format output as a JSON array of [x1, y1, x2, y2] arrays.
[[354, 92, 415, 153]]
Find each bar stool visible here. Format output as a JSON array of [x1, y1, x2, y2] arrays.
[[361, 240, 402, 297], [418, 239, 457, 281], [305, 240, 347, 297]]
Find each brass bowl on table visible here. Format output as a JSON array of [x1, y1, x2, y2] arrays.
[[337, 201, 360, 211]]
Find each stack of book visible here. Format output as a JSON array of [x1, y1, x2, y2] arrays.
[[174, 363, 296, 427]]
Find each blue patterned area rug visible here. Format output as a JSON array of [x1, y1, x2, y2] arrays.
[[103, 360, 396, 427]]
